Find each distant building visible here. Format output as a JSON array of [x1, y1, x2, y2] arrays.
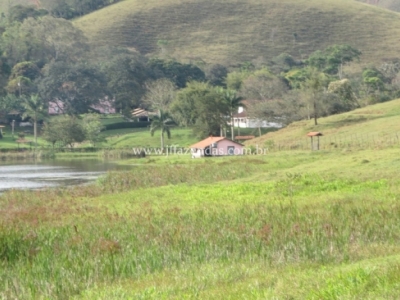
[[229, 101, 282, 129], [48, 99, 116, 115], [189, 136, 244, 158], [131, 108, 157, 121]]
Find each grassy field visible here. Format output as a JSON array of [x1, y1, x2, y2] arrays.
[[0, 124, 46, 150], [2, 147, 400, 298], [100, 127, 275, 149], [75, 0, 400, 65], [2, 100, 400, 298], [246, 98, 400, 151], [0, 119, 274, 151]]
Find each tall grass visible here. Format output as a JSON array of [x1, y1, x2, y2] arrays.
[[0, 150, 56, 161], [1, 186, 400, 298], [1, 156, 400, 298], [98, 160, 262, 192]]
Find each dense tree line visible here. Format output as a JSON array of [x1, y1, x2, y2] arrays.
[[2, 3, 400, 146]]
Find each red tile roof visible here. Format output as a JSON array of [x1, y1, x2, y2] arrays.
[[233, 111, 247, 118], [190, 136, 244, 149], [307, 132, 323, 137], [189, 136, 226, 149]]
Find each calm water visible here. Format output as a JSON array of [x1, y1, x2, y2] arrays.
[[0, 159, 131, 192]]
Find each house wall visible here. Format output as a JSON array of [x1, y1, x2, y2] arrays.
[[91, 100, 116, 114], [232, 117, 282, 129], [48, 100, 64, 115], [215, 139, 243, 155], [190, 139, 243, 158]]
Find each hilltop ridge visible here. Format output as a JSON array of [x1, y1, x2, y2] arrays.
[[75, 0, 400, 65]]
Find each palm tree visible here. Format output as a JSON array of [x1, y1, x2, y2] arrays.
[[22, 94, 46, 149], [219, 88, 244, 140], [150, 110, 174, 150]]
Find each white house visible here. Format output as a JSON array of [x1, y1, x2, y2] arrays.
[[189, 136, 244, 158], [229, 101, 282, 129]]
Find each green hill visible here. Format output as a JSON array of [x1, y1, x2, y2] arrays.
[[75, 0, 400, 65], [358, 0, 400, 12], [246, 98, 400, 150]]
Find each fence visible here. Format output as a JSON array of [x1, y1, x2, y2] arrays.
[[259, 132, 400, 152]]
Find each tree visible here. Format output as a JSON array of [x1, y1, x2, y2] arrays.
[[240, 69, 288, 100], [21, 94, 47, 148], [206, 64, 228, 87], [8, 5, 48, 23], [82, 114, 105, 146], [38, 61, 110, 115], [327, 79, 359, 111], [300, 68, 329, 125], [239, 69, 287, 135], [271, 53, 298, 73], [149, 110, 174, 150], [43, 115, 85, 148], [98, 48, 153, 113], [171, 82, 228, 138], [362, 67, 385, 93], [6, 61, 41, 95], [218, 88, 243, 140], [42, 120, 59, 148], [0, 16, 89, 71], [306, 45, 361, 78], [246, 91, 305, 131], [19, 16, 89, 63], [225, 70, 249, 91], [148, 59, 206, 88], [142, 78, 176, 112], [0, 94, 22, 119]]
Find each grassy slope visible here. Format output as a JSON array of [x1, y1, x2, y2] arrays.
[[75, 0, 400, 65], [358, 0, 400, 12], [246, 98, 400, 150]]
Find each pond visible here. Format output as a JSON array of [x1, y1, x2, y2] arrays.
[[0, 159, 132, 192]]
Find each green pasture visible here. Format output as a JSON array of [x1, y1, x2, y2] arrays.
[[247, 98, 400, 151], [2, 147, 400, 298], [2, 99, 400, 298], [0, 123, 46, 149]]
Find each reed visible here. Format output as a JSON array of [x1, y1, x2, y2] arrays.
[[1, 152, 400, 298], [0, 150, 55, 161]]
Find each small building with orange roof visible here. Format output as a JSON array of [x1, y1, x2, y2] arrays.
[[189, 136, 244, 158]]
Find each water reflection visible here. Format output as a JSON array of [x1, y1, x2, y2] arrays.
[[0, 159, 131, 192]]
